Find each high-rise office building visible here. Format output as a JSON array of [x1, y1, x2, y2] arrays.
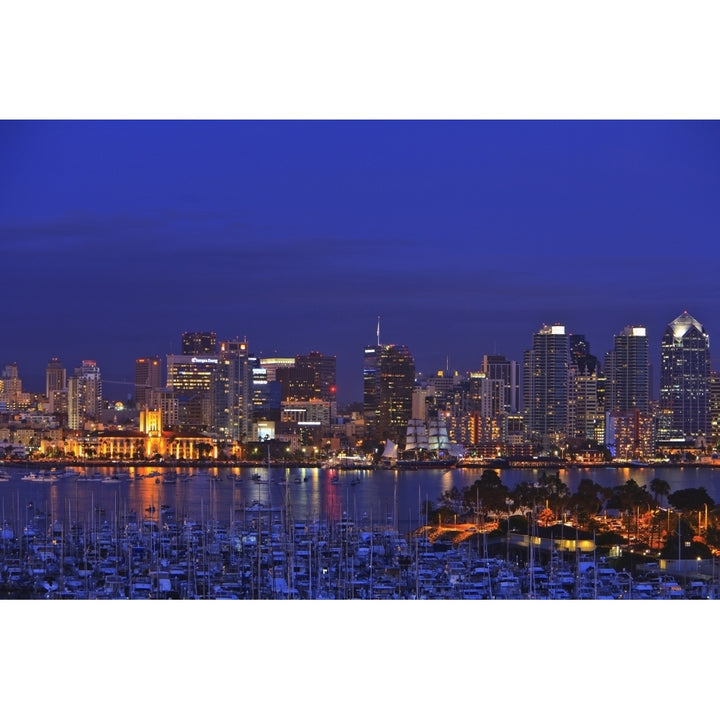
[[523, 323, 570, 446], [135, 356, 162, 408], [363, 343, 415, 445], [482, 355, 520, 414], [166, 353, 217, 430], [604, 326, 649, 414], [709, 371, 720, 448], [68, 360, 103, 430], [296, 351, 337, 403], [363, 344, 381, 431], [566, 335, 602, 441], [45, 358, 66, 413], [659, 311, 711, 441], [275, 351, 336, 404], [181, 331, 217, 355], [216, 339, 251, 442], [249, 355, 282, 427]]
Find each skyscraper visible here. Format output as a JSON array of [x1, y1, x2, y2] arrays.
[[68, 360, 103, 430], [135, 356, 162, 409], [482, 354, 520, 414], [166, 353, 217, 430], [363, 343, 415, 445], [659, 311, 711, 441], [181, 331, 217, 355], [363, 344, 381, 431], [216, 338, 251, 442], [605, 326, 649, 413], [523, 323, 570, 447], [45, 357, 66, 414]]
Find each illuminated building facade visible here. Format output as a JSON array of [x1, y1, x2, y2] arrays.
[[135, 356, 162, 408], [67, 360, 103, 430], [710, 371, 720, 449], [277, 351, 337, 408], [166, 353, 218, 430], [58, 412, 220, 462], [363, 344, 415, 444], [363, 344, 380, 433], [45, 357, 66, 414], [148, 388, 180, 428], [0, 363, 32, 411], [659, 311, 711, 441], [606, 409, 654, 461], [605, 325, 649, 414], [523, 324, 570, 447], [482, 355, 520, 414], [215, 339, 251, 442], [570, 371, 602, 442], [567, 334, 602, 442]]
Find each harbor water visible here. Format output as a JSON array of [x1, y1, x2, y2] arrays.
[[2, 463, 719, 533]]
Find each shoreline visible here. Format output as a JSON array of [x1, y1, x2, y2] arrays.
[[3, 458, 720, 471]]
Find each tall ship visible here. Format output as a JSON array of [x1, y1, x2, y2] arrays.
[[397, 416, 457, 469]]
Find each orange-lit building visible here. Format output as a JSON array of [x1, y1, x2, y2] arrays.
[[46, 409, 224, 461]]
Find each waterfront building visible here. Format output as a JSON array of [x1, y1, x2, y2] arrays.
[[523, 324, 570, 448], [58, 410, 219, 461], [67, 360, 103, 430], [606, 409, 654, 461], [45, 357, 66, 414], [134, 356, 162, 409], [659, 311, 711, 442]]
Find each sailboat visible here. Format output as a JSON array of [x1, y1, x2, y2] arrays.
[[379, 439, 398, 468]]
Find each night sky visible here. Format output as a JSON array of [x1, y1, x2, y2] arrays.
[[3, 120, 719, 403]]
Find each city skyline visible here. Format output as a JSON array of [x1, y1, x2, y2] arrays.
[[3, 120, 720, 404]]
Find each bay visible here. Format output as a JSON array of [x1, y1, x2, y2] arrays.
[[2, 463, 719, 536]]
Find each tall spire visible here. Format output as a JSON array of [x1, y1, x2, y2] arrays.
[[376, 315, 381, 346]]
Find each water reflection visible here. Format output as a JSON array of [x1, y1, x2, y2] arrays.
[[1, 464, 719, 535]]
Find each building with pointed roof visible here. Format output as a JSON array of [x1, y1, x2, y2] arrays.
[[659, 311, 711, 443]]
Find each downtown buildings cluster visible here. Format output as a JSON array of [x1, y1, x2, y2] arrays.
[[0, 312, 717, 464]]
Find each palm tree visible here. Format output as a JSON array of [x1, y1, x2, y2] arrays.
[[650, 477, 671, 506]]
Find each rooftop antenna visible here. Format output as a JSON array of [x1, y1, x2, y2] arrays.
[[377, 315, 381, 346]]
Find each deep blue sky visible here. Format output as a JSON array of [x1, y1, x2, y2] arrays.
[[2, 120, 719, 404]]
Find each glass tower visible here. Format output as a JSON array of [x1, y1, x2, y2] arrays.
[[659, 311, 711, 440], [523, 323, 570, 447]]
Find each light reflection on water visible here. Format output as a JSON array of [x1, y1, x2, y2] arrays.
[[1, 464, 719, 534]]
